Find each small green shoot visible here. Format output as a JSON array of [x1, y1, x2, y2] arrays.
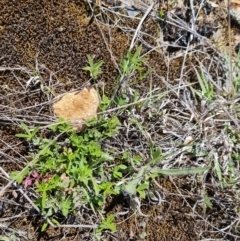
[[119, 45, 151, 78], [82, 55, 104, 80], [158, 9, 165, 18], [202, 191, 213, 214], [16, 122, 39, 141], [193, 65, 215, 101], [97, 214, 116, 233]]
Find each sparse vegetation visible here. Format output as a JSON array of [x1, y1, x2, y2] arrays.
[[1, 0, 240, 240], [9, 48, 208, 236]]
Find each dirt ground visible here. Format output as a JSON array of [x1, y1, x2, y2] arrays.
[[0, 0, 240, 240]]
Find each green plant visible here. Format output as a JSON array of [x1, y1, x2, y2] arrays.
[[16, 122, 39, 141], [193, 65, 215, 101], [218, 124, 240, 188], [11, 115, 123, 231], [232, 49, 240, 94], [158, 9, 165, 19], [96, 214, 116, 233], [122, 147, 209, 200], [110, 45, 152, 108], [119, 45, 152, 82], [82, 55, 104, 80], [0, 233, 17, 241], [202, 190, 212, 214]]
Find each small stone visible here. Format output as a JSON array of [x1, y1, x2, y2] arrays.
[[184, 136, 193, 146], [53, 87, 100, 131]]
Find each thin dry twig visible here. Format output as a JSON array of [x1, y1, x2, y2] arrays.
[[129, 3, 154, 50]]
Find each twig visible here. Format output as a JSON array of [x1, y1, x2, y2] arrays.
[[133, 196, 148, 217], [0, 223, 27, 238], [129, 3, 154, 50], [0, 212, 27, 222], [189, 0, 196, 42]]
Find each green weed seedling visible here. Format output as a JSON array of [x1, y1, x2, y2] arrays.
[[119, 45, 152, 82], [16, 122, 39, 141], [120, 45, 146, 75], [82, 55, 104, 80], [96, 214, 116, 233], [193, 65, 215, 101], [111, 45, 152, 108], [202, 190, 213, 215], [94, 214, 116, 240], [158, 9, 165, 19]]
